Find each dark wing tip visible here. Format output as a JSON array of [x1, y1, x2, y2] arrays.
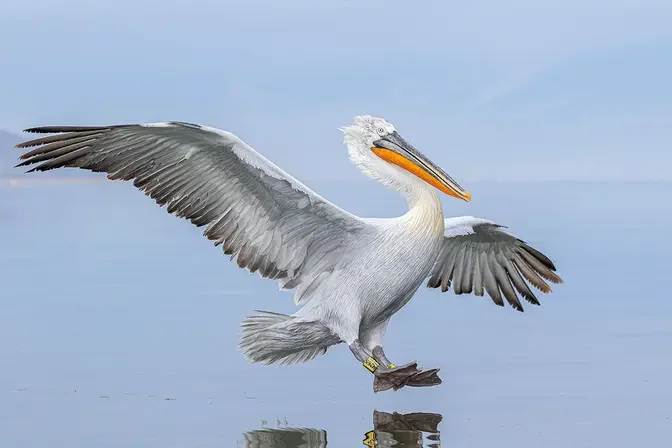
[[13, 160, 32, 168], [22, 125, 112, 134], [508, 297, 524, 312], [521, 291, 541, 306], [520, 242, 558, 271], [517, 242, 564, 285], [426, 276, 440, 289], [548, 271, 564, 284], [15, 127, 109, 148]]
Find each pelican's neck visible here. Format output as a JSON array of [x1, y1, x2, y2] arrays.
[[402, 182, 439, 208], [344, 139, 444, 233], [396, 180, 445, 236]]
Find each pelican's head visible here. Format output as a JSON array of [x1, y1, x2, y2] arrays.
[[341, 115, 471, 202]]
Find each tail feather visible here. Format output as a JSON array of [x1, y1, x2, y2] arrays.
[[239, 310, 342, 365]]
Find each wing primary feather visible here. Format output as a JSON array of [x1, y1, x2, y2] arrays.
[[434, 244, 458, 291], [16, 134, 102, 158], [460, 243, 475, 294], [497, 250, 539, 306], [25, 146, 93, 172], [516, 247, 563, 284], [451, 244, 467, 294], [426, 269, 442, 289], [15, 130, 104, 149], [481, 252, 504, 307], [15, 140, 96, 167], [473, 250, 484, 296], [489, 250, 523, 311], [22, 125, 116, 133], [519, 241, 557, 271], [512, 252, 551, 293]]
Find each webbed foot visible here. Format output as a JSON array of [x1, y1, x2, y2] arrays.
[[405, 367, 442, 388], [373, 364, 443, 392], [352, 341, 443, 392], [373, 362, 420, 393]]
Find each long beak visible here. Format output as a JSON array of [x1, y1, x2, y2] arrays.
[[372, 131, 471, 202]]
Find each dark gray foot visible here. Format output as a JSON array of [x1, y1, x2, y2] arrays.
[[371, 345, 442, 392], [373, 362, 420, 393], [373, 366, 442, 392]]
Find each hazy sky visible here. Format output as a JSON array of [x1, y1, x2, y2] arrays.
[[1, 0, 670, 182]]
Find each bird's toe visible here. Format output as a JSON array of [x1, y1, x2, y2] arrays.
[[406, 368, 442, 388]]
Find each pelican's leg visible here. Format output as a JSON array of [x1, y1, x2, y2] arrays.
[[361, 320, 397, 370], [362, 320, 442, 392], [348, 339, 374, 365], [360, 319, 396, 372], [349, 339, 416, 388], [341, 317, 439, 392], [356, 321, 419, 392], [362, 320, 416, 372], [372, 346, 394, 368]]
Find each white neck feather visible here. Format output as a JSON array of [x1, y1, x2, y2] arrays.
[[346, 138, 444, 234]]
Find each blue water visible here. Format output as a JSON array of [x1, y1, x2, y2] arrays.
[[1, 180, 670, 447]]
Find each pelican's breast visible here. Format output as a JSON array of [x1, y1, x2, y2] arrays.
[[355, 193, 445, 320]]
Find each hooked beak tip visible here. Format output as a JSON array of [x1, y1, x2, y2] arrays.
[[463, 191, 471, 202]]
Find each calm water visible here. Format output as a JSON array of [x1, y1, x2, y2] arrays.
[[1, 180, 670, 447]]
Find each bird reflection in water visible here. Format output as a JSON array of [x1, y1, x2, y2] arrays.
[[242, 410, 442, 447], [243, 427, 328, 448]]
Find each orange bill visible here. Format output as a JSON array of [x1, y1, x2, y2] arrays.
[[372, 146, 471, 202]]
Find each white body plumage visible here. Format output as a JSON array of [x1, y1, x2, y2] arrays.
[[297, 188, 445, 347]]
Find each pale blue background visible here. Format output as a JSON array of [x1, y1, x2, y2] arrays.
[[1, 0, 671, 182], [1, 1, 671, 446]]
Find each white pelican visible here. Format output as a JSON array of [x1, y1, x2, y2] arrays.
[[14, 115, 562, 392]]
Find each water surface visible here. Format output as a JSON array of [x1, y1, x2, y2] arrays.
[[1, 180, 670, 447]]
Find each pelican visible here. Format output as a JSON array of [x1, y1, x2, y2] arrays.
[[14, 115, 562, 392]]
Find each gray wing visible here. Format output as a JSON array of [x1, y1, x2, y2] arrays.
[[426, 216, 563, 312], [15, 121, 368, 305]]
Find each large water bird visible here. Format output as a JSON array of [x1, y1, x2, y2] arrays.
[[14, 115, 563, 392]]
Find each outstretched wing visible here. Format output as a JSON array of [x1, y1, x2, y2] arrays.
[[426, 216, 562, 311], [15, 122, 368, 305]]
